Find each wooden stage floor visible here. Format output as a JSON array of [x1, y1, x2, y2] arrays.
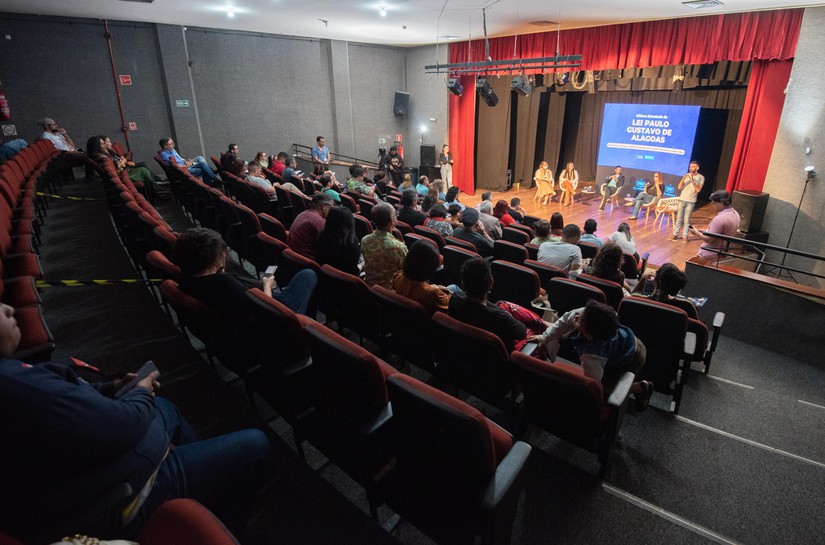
[[459, 186, 715, 270]]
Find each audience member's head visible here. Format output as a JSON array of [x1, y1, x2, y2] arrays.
[[311, 193, 334, 218], [550, 212, 565, 233], [590, 242, 624, 279], [418, 176, 429, 186], [481, 191, 492, 202], [401, 173, 413, 188], [229, 157, 245, 176], [617, 222, 633, 241], [401, 189, 418, 207], [584, 218, 598, 235], [276, 151, 289, 163], [322, 206, 356, 244], [254, 151, 267, 164], [159, 137, 173, 149], [479, 200, 493, 214], [493, 200, 509, 219], [654, 263, 688, 296], [319, 174, 335, 189], [227, 144, 239, 155], [372, 202, 396, 230], [448, 203, 462, 218], [403, 240, 440, 282], [421, 192, 438, 213], [446, 186, 460, 203], [533, 220, 551, 239], [175, 228, 228, 277], [86, 135, 105, 158], [352, 167, 365, 179], [510, 197, 521, 208], [709, 189, 733, 207], [373, 170, 387, 184], [561, 223, 582, 243], [432, 179, 446, 194], [247, 161, 262, 176], [429, 204, 448, 219], [579, 300, 620, 341], [461, 207, 480, 227], [460, 258, 493, 299]]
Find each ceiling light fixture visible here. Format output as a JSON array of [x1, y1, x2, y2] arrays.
[[379, 5, 387, 17], [226, 5, 235, 17], [682, 0, 724, 8]]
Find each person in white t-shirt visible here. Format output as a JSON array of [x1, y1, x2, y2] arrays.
[[673, 160, 704, 242]]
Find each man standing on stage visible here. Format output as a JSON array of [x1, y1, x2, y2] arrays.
[[311, 136, 330, 175], [673, 161, 704, 242], [439, 144, 454, 188], [689, 190, 740, 261]]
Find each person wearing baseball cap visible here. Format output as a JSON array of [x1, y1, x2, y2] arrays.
[[689, 190, 741, 262], [38, 117, 80, 153], [450, 207, 494, 258]]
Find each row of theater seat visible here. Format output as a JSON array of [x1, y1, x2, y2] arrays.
[[0, 139, 58, 363]]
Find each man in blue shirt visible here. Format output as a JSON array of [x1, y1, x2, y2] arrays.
[[415, 175, 431, 197], [158, 137, 220, 185], [311, 135, 330, 175]]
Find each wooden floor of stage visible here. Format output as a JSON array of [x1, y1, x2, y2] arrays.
[[459, 186, 714, 270]]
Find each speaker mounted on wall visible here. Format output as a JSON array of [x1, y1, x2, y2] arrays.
[[420, 145, 436, 166], [393, 92, 410, 117]]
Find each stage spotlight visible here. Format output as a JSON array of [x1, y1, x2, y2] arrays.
[[476, 77, 499, 107], [511, 75, 533, 97], [447, 78, 464, 96]]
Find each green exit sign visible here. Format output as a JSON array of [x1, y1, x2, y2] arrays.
[[175, 99, 190, 108]]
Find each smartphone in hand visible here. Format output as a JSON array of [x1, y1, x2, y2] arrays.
[[115, 360, 158, 399], [263, 265, 277, 278]]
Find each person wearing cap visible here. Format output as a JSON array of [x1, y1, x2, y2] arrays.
[[689, 190, 740, 262], [450, 207, 494, 258], [38, 117, 80, 153]]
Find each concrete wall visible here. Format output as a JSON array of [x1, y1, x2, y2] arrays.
[[761, 6, 825, 288], [404, 45, 450, 169]]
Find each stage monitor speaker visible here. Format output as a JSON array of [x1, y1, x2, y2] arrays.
[[393, 92, 410, 116], [420, 145, 436, 166], [732, 190, 769, 233]]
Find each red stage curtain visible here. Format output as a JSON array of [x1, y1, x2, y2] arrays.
[[726, 59, 794, 193], [448, 75, 477, 195]]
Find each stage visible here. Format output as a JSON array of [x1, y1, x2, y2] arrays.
[[458, 185, 715, 270]]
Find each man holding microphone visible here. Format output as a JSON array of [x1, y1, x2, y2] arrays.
[[673, 160, 704, 242]]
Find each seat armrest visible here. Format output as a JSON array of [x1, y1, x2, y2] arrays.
[[712, 311, 725, 328], [607, 371, 634, 408], [519, 342, 538, 356], [683, 331, 697, 357], [281, 355, 312, 376], [359, 403, 394, 435], [480, 441, 532, 512]]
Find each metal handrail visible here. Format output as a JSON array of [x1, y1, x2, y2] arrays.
[[291, 143, 380, 170], [698, 231, 825, 281]]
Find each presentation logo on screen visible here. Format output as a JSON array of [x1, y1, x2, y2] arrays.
[[597, 103, 701, 177]]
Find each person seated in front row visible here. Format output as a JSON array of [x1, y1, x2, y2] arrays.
[[361, 203, 408, 289], [392, 240, 452, 314], [270, 151, 289, 177], [529, 300, 654, 410], [451, 208, 494, 258], [221, 143, 240, 171], [637, 263, 698, 318], [0, 303, 273, 541], [319, 174, 342, 203], [176, 227, 317, 316], [508, 197, 525, 223], [398, 189, 427, 227]]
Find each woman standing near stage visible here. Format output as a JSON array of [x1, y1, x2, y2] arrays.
[[438, 144, 454, 188], [533, 161, 555, 205], [559, 162, 579, 206]]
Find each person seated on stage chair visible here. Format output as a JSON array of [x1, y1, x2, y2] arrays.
[[392, 240, 452, 315], [689, 189, 741, 263], [529, 299, 654, 411], [537, 223, 582, 274], [287, 193, 334, 260], [550, 212, 565, 239], [599, 165, 625, 211], [533, 161, 555, 205], [347, 167, 375, 197], [451, 208, 494, 258], [0, 301, 274, 542], [583, 242, 632, 292], [559, 162, 579, 207], [636, 263, 698, 318], [220, 143, 240, 172], [580, 218, 604, 247], [361, 203, 408, 289], [315, 206, 361, 277], [478, 200, 503, 240], [628, 172, 664, 220], [493, 199, 516, 228], [158, 137, 221, 185], [398, 189, 427, 227], [415, 175, 431, 198], [270, 151, 289, 177], [474, 191, 493, 212], [530, 220, 554, 245], [425, 204, 454, 237], [176, 227, 317, 317], [444, 186, 465, 211], [508, 197, 525, 223]]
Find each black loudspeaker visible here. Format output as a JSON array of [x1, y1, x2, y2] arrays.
[[420, 145, 436, 166], [732, 190, 769, 233], [393, 92, 410, 116], [740, 230, 770, 244], [419, 165, 440, 181]]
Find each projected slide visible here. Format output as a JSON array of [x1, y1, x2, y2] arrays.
[[597, 103, 701, 177]]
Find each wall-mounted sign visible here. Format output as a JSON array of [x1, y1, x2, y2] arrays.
[[2, 124, 16, 136], [175, 99, 190, 108], [128, 122, 137, 131], [119, 75, 132, 86]]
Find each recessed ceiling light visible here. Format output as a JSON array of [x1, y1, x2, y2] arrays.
[[529, 20, 558, 27], [226, 6, 235, 17], [682, 0, 723, 8], [437, 35, 460, 40], [379, 5, 387, 17]]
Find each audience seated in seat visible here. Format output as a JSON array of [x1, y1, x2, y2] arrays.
[[530, 299, 653, 411], [397, 189, 427, 227], [530, 220, 555, 245], [583, 242, 631, 292], [478, 200, 503, 240], [580, 218, 604, 247], [158, 137, 220, 185], [637, 263, 698, 318], [493, 199, 516, 227], [346, 167, 375, 197], [286, 193, 333, 260], [270, 151, 288, 177], [361, 203, 408, 289], [392, 240, 451, 314], [425, 204, 453, 237], [319, 174, 342, 203], [451, 208, 494, 258], [0, 303, 273, 542], [537, 223, 583, 274], [220, 143, 239, 172], [245, 161, 275, 196], [175, 227, 317, 316], [315, 206, 361, 277]]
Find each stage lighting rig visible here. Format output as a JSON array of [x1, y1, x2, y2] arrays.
[[447, 78, 464, 96], [511, 75, 533, 97], [476, 77, 499, 107]]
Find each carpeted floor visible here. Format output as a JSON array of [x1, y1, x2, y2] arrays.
[[35, 174, 825, 545]]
